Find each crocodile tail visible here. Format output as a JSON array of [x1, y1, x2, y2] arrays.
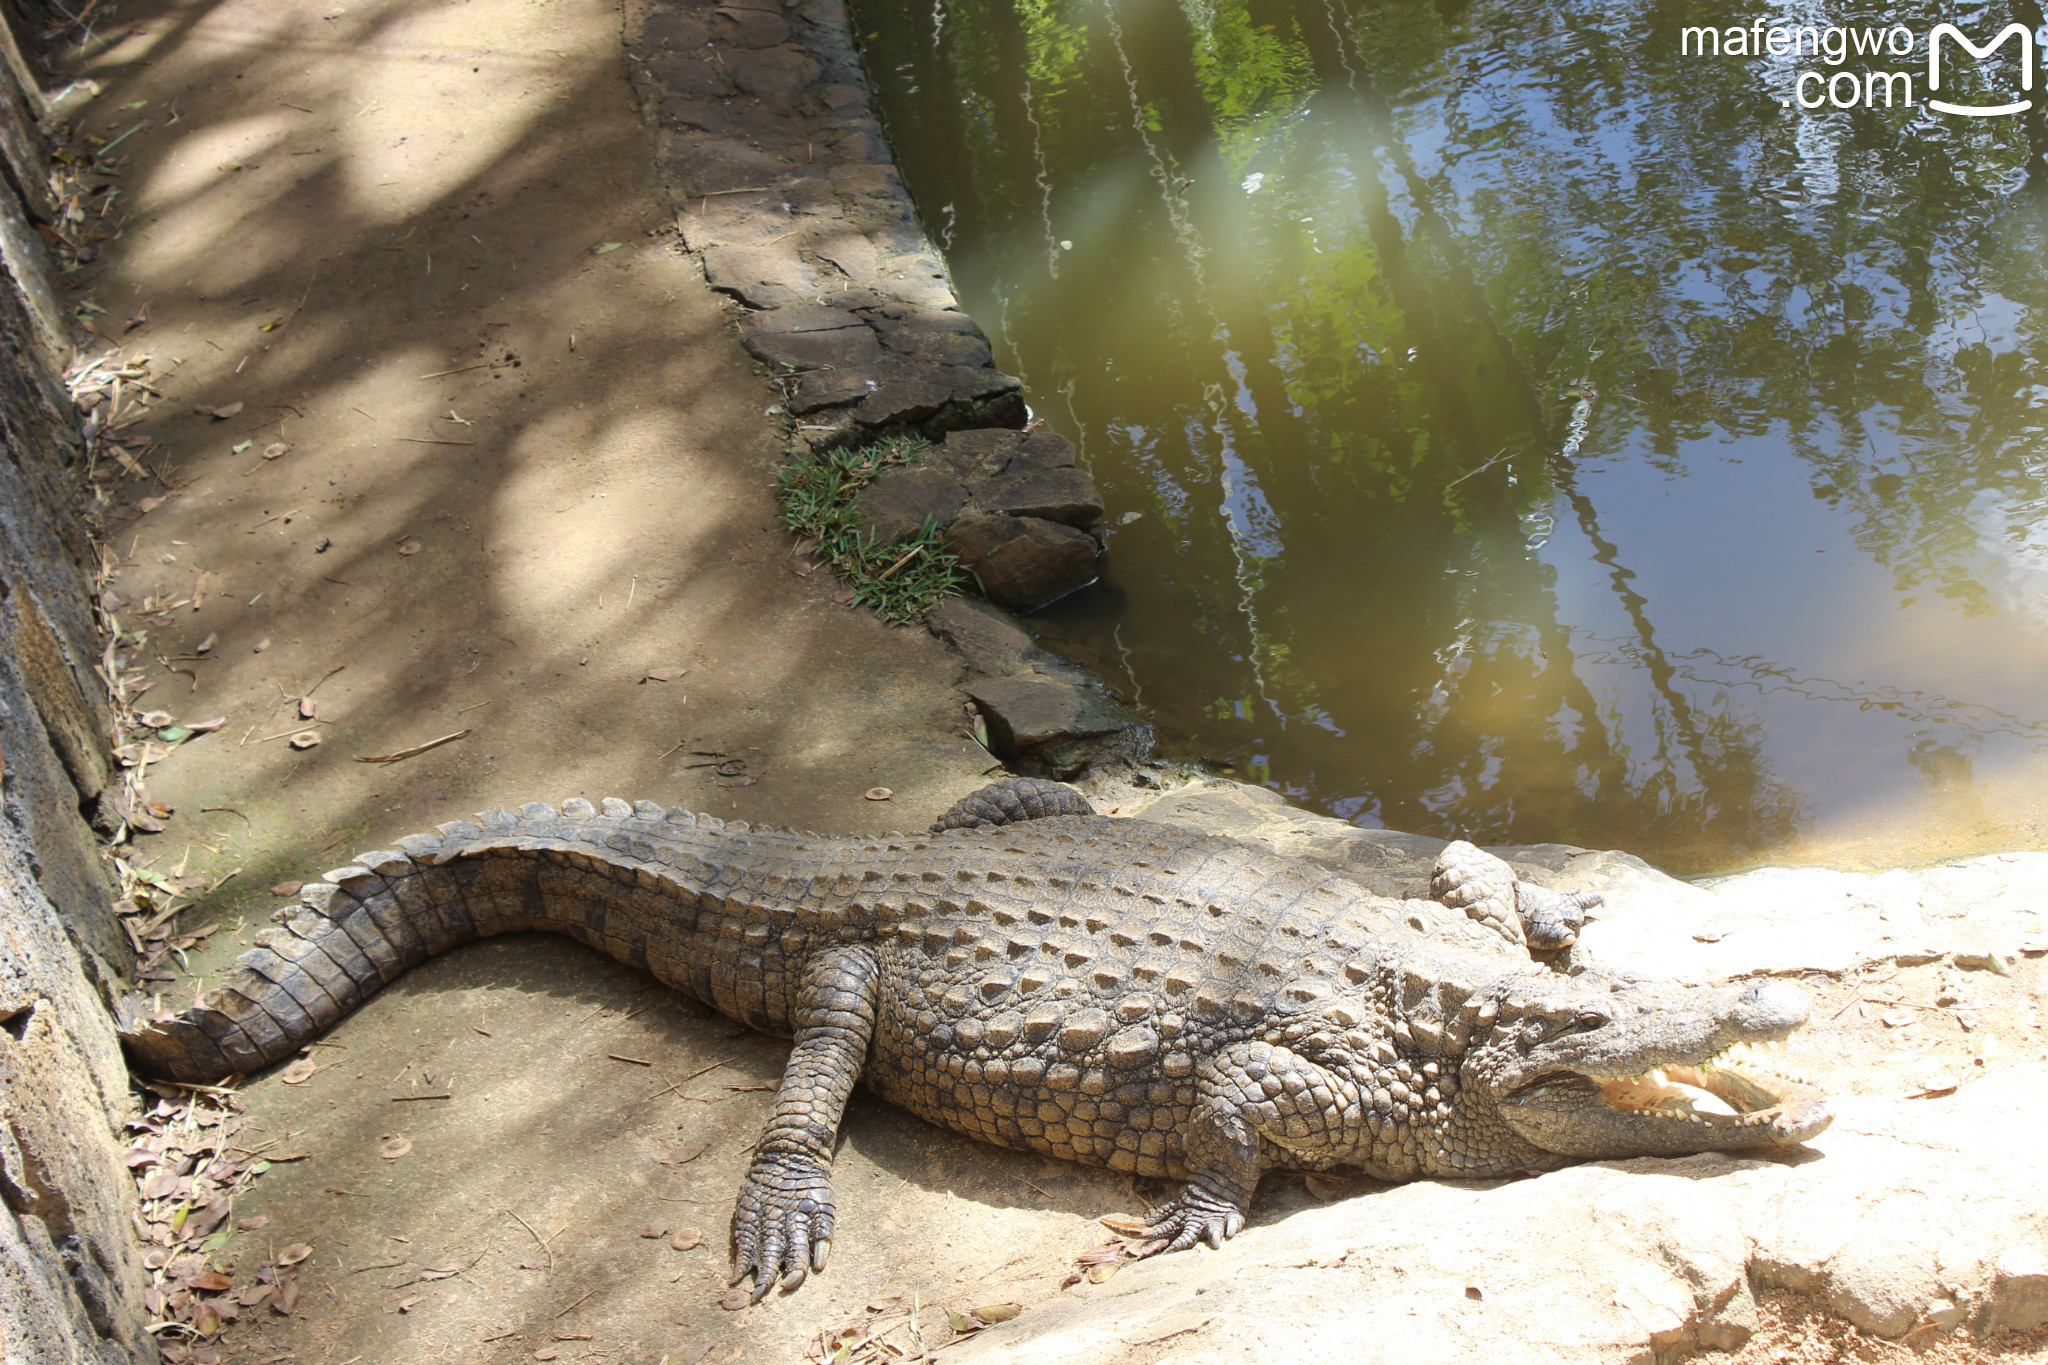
[[117, 796, 717, 1083]]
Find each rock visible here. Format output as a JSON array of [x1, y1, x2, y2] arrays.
[[853, 467, 967, 545], [742, 325, 880, 371], [854, 376, 951, 427], [964, 676, 1145, 780], [967, 466, 1103, 528], [661, 138, 784, 195], [702, 244, 820, 309], [641, 12, 710, 48], [709, 5, 790, 47], [1012, 428, 1078, 469], [947, 514, 1098, 612], [647, 54, 733, 100], [738, 304, 863, 337], [722, 47, 821, 103], [1990, 1247, 2048, 1332], [927, 597, 1066, 678], [928, 428, 1023, 483], [812, 230, 880, 283]]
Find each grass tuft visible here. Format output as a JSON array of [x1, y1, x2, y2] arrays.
[[775, 435, 970, 626]]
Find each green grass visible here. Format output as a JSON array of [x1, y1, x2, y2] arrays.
[[775, 435, 970, 626]]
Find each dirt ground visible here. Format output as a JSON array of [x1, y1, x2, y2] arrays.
[[41, 0, 1093, 1360]]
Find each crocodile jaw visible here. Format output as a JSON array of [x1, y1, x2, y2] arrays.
[[1498, 1042, 1833, 1157]]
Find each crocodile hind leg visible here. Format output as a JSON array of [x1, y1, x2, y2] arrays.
[[730, 945, 881, 1301], [928, 777, 1094, 831], [1142, 1041, 1365, 1253]]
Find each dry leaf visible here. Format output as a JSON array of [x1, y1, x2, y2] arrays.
[[1085, 1262, 1119, 1283], [1911, 1076, 1959, 1098], [274, 1274, 299, 1314], [289, 731, 321, 749], [276, 1243, 312, 1266], [136, 496, 165, 513], [397, 1295, 426, 1313], [186, 716, 227, 733], [945, 1308, 979, 1333], [377, 1135, 412, 1160], [534, 1351, 559, 1362], [238, 1216, 271, 1231], [670, 1227, 702, 1252], [279, 1058, 318, 1085], [719, 1288, 751, 1312], [237, 1284, 274, 1307], [397, 537, 422, 556], [195, 632, 217, 654], [640, 1221, 669, 1239], [210, 402, 244, 420], [1881, 1010, 1916, 1029], [659, 1141, 708, 1166], [190, 1271, 232, 1292], [644, 668, 688, 683], [722, 775, 758, 788], [974, 1303, 1022, 1324], [263, 443, 289, 460], [271, 881, 302, 896], [299, 697, 318, 720], [254, 636, 271, 652], [140, 710, 174, 727], [418, 1264, 461, 1281], [864, 787, 892, 801]]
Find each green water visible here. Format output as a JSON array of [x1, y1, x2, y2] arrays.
[[851, 0, 2048, 873]]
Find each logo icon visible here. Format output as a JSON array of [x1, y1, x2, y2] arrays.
[[1927, 22, 2033, 116]]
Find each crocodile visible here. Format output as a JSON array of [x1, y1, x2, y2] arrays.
[[118, 779, 1831, 1301]]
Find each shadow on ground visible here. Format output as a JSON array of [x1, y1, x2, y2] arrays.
[[47, 0, 1096, 1359]]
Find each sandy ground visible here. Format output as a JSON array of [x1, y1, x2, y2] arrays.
[[45, 0, 1070, 1360]]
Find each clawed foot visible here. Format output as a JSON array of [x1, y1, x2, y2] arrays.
[[1138, 1184, 1247, 1254], [730, 1154, 835, 1302]]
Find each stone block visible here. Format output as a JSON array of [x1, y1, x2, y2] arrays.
[[927, 597, 1046, 676], [853, 467, 967, 545], [738, 304, 864, 337], [948, 513, 1098, 612], [930, 428, 1023, 483], [662, 138, 784, 195], [1014, 428, 1078, 469], [703, 243, 820, 308], [723, 47, 821, 102], [647, 53, 733, 100], [789, 367, 874, 414], [965, 675, 1134, 777], [855, 376, 951, 426], [710, 5, 791, 47], [742, 324, 880, 372], [968, 466, 1103, 528], [1990, 1246, 2048, 1332], [812, 229, 880, 283], [641, 12, 710, 49]]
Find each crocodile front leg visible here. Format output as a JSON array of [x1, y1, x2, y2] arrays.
[[1144, 1041, 1363, 1253], [730, 946, 880, 1301]]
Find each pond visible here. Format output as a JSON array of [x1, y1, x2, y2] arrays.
[[849, 0, 2048, 875]]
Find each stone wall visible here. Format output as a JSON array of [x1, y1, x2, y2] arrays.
[[0, 6, 155, 1361]]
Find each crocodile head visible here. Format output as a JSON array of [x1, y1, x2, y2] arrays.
[[1473, 972, 1832, 1160]]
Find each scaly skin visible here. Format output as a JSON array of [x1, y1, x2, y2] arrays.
[[118, 784, 1831, 1301]]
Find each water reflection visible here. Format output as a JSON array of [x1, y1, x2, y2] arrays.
[[852, 0, 2048, 873]]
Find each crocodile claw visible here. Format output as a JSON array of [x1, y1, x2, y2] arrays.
[[730, 1153, 836, 1300], [1140, 1184, 1248, 1254]]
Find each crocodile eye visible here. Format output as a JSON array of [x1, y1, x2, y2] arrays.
[[1574, 1007, 1610, 1032]]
